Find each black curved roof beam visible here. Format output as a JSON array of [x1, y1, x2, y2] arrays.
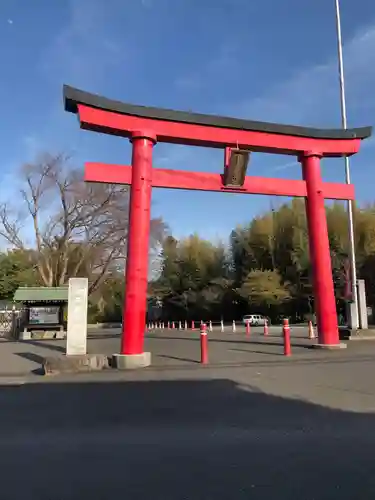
[[63, 85, 372, 156]]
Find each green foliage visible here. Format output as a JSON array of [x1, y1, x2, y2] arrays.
[[238, 270, 291, 311], [150, 200, 375, 322], [0, 250, 39, 300], [5, 194, 375, 323], [151, 234, 234, 320], [90, 274, 124, 323], [0, 246, 126, 321]]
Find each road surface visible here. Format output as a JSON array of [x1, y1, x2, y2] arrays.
[[1, 344, 375, 499]]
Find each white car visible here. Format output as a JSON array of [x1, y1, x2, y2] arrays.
[[242, 314, 268, 326]]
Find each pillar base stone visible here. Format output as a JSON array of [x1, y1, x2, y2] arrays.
[[112, 352, 151, 369], [312, 343, 347, 350]]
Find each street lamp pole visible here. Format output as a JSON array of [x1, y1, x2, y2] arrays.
[[334, 0, 359, 329]]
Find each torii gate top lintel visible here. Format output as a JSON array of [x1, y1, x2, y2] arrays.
[[63, 85, 372, 157]]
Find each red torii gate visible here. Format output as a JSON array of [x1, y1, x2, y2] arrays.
[[64, 85, 371, 368]]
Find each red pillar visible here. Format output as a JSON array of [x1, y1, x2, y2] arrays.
[[301, 151, 339, 346], [121, 130, 156, 355]]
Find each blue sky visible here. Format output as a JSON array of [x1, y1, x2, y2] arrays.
[[1, 0, 375, 242]]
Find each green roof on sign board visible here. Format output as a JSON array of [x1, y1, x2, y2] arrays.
[[13, 287, 69, 302]]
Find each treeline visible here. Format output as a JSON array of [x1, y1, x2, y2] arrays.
[[150, 199, 375, 323], [2, 153, 375, 325], [0, 248, 126, 322], [0, 153, 166, 322]]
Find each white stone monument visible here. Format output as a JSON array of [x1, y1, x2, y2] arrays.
[[66, 277, 88, 356]]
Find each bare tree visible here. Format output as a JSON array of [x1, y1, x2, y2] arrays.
[[0, 153, 166, 294]]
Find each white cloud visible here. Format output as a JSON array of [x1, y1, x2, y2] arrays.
[[233, 24, 375, 128]]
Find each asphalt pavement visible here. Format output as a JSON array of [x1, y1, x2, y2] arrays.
[[1, 326, 375, 498]]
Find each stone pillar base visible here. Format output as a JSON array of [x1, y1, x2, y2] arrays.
[[312, 343, 347, 350], [112, 352, 151, 369], [19, 330, 31, 340]]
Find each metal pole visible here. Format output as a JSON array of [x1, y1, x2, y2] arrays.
[[334, 0, 359, 329], [269, 199, 276, 269]]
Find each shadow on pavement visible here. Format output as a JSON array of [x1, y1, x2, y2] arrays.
[[0, 378, 374, 498], [19, 339, 65, 353], [87, 333, 121, 340], [146, 354, 375, 371], [228, 347, 285, 356], [14, 352, 45, 375], [158, 354, 200, 364]]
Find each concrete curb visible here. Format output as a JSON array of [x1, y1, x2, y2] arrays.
[[347, 335, 375, 341], [20, 331, 66, 341], [43, 354, 110, 376], [339, 327, 375, 341], [311, 343, 347, 350], [112, 352, 151, 369]]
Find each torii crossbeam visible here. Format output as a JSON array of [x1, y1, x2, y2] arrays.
[[64, 85, 372, 368]]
